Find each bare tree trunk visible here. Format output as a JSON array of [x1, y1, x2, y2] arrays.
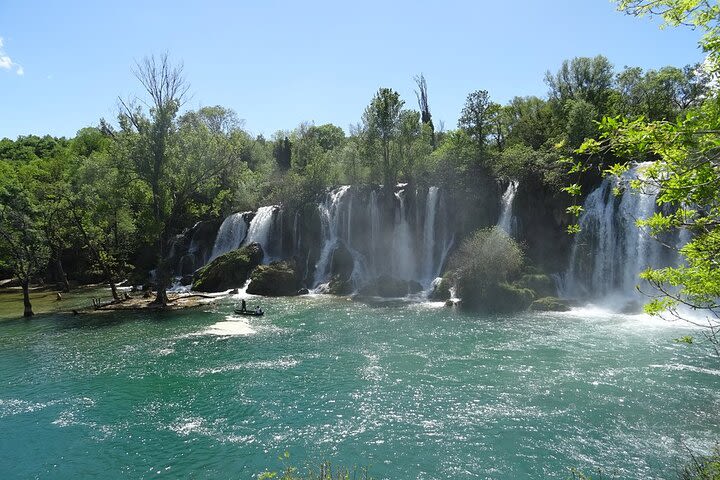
[[21, 279, 33, 317], [151, 243, 170, 307], [55, 255, 70, 293], [109, 281, 120, 301], [152, 286, 169, 306]]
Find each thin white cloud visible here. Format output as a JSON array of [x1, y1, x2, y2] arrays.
[[0, 36, 24, 75]]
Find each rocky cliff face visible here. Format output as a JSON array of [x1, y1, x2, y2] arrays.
[[512, 177, 573, 272], [167, 219, 223, 277]]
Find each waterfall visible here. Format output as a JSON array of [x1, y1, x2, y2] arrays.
[[243, 206, 278, 260], [421, 187, 442, 282], [293, 211, 301, 252], [209, 212, 249, 261], [369, 190, 381, 272], [195, 185, 452, 293], [433, 190, 454, 285], [498, 180, 518, 235], [313, 186, 351, 287], [391, 189, 415, 280], [564, 163, 671, 301]]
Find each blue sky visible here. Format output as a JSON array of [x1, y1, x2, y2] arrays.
[[0, 0, 705, 140]]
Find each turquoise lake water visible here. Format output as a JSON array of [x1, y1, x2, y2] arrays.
[[0, 295, 718, 479]]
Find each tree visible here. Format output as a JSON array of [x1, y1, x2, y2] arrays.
[[545, 56, 614, 112], [309, 123, 345, 152], [118, 56, 243, 306], [362, 88, 405, 187], [458, 89, 493, 151], [66, 144, 140, 301], [118, 53, 189, 305], [0, 163, 50, 316], [273, 136, 292, 171], [290, 122, 325, 170], [487, 102, 509, 151], [613, 64, 710, 120], [504, 96, 558, 150], [414, 73, 435, 147]]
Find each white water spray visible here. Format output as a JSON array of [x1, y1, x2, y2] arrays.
[[243, 206, 278, 260], [498, 180, 518, 235]]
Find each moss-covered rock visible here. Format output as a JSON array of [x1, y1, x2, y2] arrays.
[[246, 260, 300, 296], [191, 243, 263, 292], [530, 296, 571, 312], [516, 274, 557, 298], [429, 277, 452, 301], [358, 275, 423, 298], [459, 281, 534, 313]]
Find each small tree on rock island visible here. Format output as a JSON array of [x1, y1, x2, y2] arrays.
[[0, 174, 49, 317], [447, 227, 528, 312]]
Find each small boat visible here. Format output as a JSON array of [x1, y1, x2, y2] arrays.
[[234, 308, 264, 316]]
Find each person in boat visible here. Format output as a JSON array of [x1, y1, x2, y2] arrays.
[[241, 299, 246, 312]]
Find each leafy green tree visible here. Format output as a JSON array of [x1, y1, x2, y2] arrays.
[[397, 109, 422, 181], [487, 102, 509, 151], [273, 136, 292, 171], [504, 96, 558, 150], [565, 99, 598, 148], [613, 64, 709, 120], [66, 144, 141, 300], [290, 122, 326, 171], [447, 227, 527, 312], [458, 89, 494, 151], [309, 123, 345, 152], [362, 88, 405, 187], [118, 53, 188, 305], [545, 55, 614, 113], [0, 162, 50, 316]]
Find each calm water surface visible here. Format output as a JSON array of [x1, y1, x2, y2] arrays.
[[0, 295, 718, 479]]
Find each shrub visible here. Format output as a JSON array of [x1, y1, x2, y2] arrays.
[[448, 227, 526, 312]]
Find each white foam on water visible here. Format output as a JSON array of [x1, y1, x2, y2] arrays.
[[169, 417, 205, 436], [194, 357, 301, 376], [200, 317, 256, 337], [168, 416, 256, 444], [0, 398, 56, 417], [648, 363, 720, 377]]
